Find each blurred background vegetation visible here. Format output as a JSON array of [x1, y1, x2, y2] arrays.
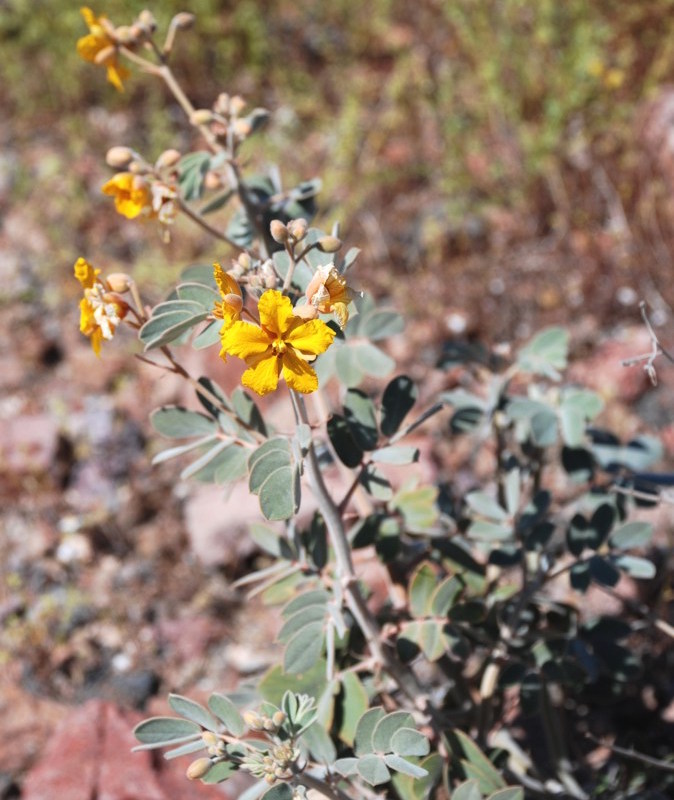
[[3, 0, 674, 331]]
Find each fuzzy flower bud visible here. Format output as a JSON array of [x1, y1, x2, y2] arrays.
[[137, 10, 157, 32], [201, 731, 218, 747], [155, 149, 181, 170], [114, 25, 140, 45], [172, 12, 196, 30], [237, 252, 252, 271], [272, 710, 287, 727], [190, 109, 214, 126], [233, 118, 252, 139], [287, 218, 308, 241], [317, 235, 342, 253], [229, 95, 246, 117], [106, 146, 135, 169], [104, 273, 131, 293], [186, 758, 213, 781], [243, 710, 264, 731], [270, 219, 289, 244]]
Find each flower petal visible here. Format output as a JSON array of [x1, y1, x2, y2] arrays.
[[282, 349, 319, 394], [106, 61, 129, 92], [242, 352, 281, 396], [285, 318, 335, 356], [76, 32, 103, 62], [213, 262, 242, 299], [220, 321, 271, 362], [74, 257, 98, 289], [258, 290, 294, 336]]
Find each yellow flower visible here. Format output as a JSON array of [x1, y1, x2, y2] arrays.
[[102, 172, 152, 219], [74, 257, 128, 356], [77, 7, 129, 92], [305, 264, 353, 329], [213, 262, 243, 326], [220, 290, 335, 395]]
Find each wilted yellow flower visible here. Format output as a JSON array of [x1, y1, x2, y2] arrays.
[[77, 7, 129, 92], [305, 264, 353, 328], [102, 172, 152, 219], [74, 257, 128, 356], [219, 290, 335, 395]]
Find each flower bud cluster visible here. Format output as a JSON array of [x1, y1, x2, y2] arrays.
[[270, 218, 308, 246], [239, 739, 299, 785], [242, 709, 286, 733]]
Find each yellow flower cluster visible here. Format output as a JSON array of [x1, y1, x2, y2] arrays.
[[76, 7, 129, 92], [215, 274, 335, 395], [74, 257, 128, 356]]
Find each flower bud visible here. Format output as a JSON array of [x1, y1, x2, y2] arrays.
[[233, 118, 252, 139], [270, 220, 289, 244], [204, 171, 221, 190], [131, 175, 149, 193], [155, 149, 181, 170], [201, 731, 218, 747], [243, 710, 264, 731], [272, 710, 287, 727], [287, 218, 308, 241], [138, 10, 157, 32], [229, 95, 246, 117], [214, 93, 230, 115], [172, 12, 196, 30], [114, 25, 140, 45], [223, 293, 243, 314], [94, 44, 116, 65], [106, 147, 135, 169], [317, 235, 342, 253], [190, 109, 214, 126], [104, 273, 131, 293], [293, 304, 318, 321], [237, 253, 252, 271], [186, 758, 213, 781]]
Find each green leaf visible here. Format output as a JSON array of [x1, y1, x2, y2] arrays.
[[176, 282, 220, 308], [283, 589, 330, 617], [370, 445, 419, 465], [259, 465, 300, 521], [178, 151, 211, 201], [504, 469, 520, 517], [260, 784, 293, 800], [487, 789, 525, 800], [559, 390, 603, 448], [201, 760, 237, 783], [284, 621, 324, 673], [354, 342, 396, 377], [354, 707, 386, 756], [180, 440, 231, 480], [409, 562, 437, 617], [168, 694, 219, 732], [466, 491, 509, 522], [334, 758, 359, 777], [467, 520, 513, 541], [517, 326, 569, 379], [232, 387, 267, 436], [359, 464, 393, 500], [344, 389, 379, 450], [613, 555, 656, 579], [610, 521, 653, 550], [278, 605, 327, 643], [384, 754, 429, 779], [226, 207, 254, 249], [151, 407, 218, 438], [258, 661, 328, 707], [392, 484, 438, 529], [162, 739, 206, 760], [390, 728, 430, 758], [339, 672, 369, 746], [452, 780, 483, 800], [372, 712, 415, 753], [133, 716, 201, 747], [192, 320, 223, 350], [303, 721, 337, 764], [213, 444, 249, 484], [152, 435, 218, 465], [357, 754, 391, 786], [335, 345, 365, 386], [451, 729, 505, 790], [589, 555, 620, 587], [431, 575, 463, 616], [327, 414, 363, 468], [360, 309, 405, 340], [249, 447, 292, 493], [380, 375, 418, 437], [199, 187, 234, 215], [208, 694, 245, 736], [391, 753, 443, 800], [399, 620, 451, 662]]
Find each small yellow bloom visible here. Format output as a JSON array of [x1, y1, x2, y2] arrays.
[[102, 172, 152, 219], [213, 262, 243, 326], [77, 7, 129, 92], [74, 257, 128, 356], [305, 264, 353, 329], [220, 290, 335, 395]]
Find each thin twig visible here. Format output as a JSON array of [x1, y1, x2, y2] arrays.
[[585, 733, 674, 773]]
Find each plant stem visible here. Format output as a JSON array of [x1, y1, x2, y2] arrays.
[[299, 772, 353, 800], [289, 391, 425, 705], [176, 197, 247, 251]]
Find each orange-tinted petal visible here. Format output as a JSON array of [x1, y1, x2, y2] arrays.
[[76, 32, 104, 63], [241, 352, 281, 395], [220, 321, 271, 362], [106, 61, 129, 92], [285, 318, 335, 356], [213, 262, 242, 299], [74, 257, 98, 289], [258, 290, 294, 337], [282, 349, 319, 393]]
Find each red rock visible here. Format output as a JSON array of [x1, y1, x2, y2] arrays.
[[21, 699, 234, 800]]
